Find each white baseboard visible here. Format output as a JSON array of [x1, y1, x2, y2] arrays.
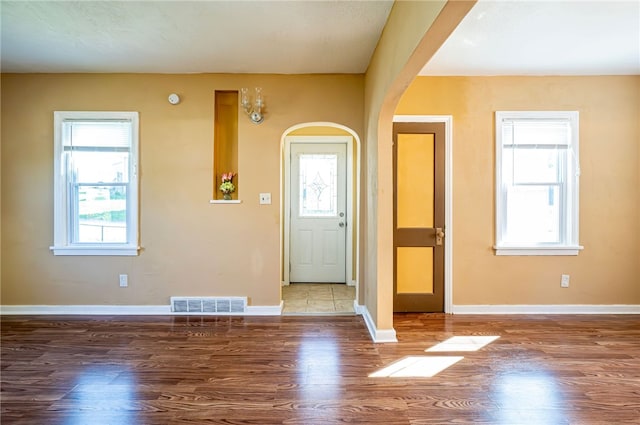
[[359, 304, 397, 343], [1, 303, 284, 316], [452, 304, 640, 314], [246, 302, 283, 316], [0, 305, 170, 315]]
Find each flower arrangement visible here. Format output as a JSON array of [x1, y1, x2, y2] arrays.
[[219, 172, 236, 200]]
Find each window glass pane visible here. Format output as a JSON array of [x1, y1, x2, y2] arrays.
[[70, 151, 129, 183], [299, 154, 337, 217], [506, 147, 565, 184], [504, 185, 560, 244], [76, 185, 127, 243]]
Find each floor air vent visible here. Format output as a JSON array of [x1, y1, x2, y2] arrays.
[[170, 297, 247, 314]]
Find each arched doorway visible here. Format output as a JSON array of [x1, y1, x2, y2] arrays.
[[280, 122, 361, 314]]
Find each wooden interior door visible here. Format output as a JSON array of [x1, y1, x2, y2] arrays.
[[393, 122, 445, 312]]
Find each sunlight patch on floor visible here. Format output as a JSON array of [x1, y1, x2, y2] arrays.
[[369, 356, 464, 378], [425, 335, 500, 352], [370, 335, 499, 378]]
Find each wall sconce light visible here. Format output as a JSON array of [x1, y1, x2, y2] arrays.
[[240, 87, 265, 124]]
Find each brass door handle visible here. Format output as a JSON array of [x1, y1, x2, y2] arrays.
[[436, 228, 445, 245]]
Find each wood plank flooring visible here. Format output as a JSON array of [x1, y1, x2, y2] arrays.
[[1, 314, 639, 424]]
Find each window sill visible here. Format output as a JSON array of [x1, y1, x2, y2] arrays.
[[50, 245, 140, 256], [494, 246, 583, 256], [209, 200, 242, 204]]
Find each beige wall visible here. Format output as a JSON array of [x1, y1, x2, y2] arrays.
[[0, 73, 364, 306], [0, 89, 2, 302], [397, 76, 640, 304], [5, 5, 633, 322]]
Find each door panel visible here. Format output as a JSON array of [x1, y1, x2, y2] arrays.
[[299, 230, 313, 264], [397, 133, 435, 228], [322, 229, 339, 265], [397, 247, 434, 294], [393, 123, 445, 312], [290, 143, 347, 283]]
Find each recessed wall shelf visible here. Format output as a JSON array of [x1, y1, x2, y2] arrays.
[[209, 200, 242, 204], [213, 91, 239, 201]]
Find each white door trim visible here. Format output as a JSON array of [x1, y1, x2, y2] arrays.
[[282, 128, 360, 291], [393, 115, 453, 313]]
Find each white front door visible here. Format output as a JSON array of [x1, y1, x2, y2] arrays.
[[290, 143, 347, 283]]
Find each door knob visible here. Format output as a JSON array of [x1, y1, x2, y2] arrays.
[[436, 228, 445, 245], [339, 222, 345, 228]]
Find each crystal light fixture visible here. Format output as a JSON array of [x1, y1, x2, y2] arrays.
[[240, 87, 265, 124]]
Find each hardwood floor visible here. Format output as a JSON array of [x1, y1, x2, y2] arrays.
[[1, 314, 639, 424]]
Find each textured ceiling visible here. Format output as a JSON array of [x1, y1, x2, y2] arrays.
[[0, 0, 394, 74], [2, 1, 639, 76], [422, 0, 640, 76]]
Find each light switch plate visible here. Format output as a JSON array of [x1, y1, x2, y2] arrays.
[[259, 193, 271, 205]]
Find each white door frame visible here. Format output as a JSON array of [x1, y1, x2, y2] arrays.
[[393, 115, 453, 313], [282, 127, 360, 289]]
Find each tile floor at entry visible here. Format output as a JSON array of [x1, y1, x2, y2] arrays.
[[282, 283, 355, 314]]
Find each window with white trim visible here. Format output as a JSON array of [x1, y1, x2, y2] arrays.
[[495, 111, 582, 256], [51, 111, 139, 256]]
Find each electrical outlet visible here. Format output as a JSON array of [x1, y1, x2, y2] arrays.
[[561, 274, 570, 288], [119, 274, 128, 287]]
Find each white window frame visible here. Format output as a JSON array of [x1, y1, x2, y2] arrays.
[[494, 111, 583, 256], [51, 111, 140, 256]]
